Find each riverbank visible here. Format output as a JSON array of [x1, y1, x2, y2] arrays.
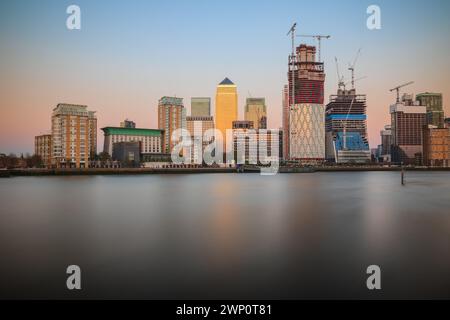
[[2, 166, 450, 177]]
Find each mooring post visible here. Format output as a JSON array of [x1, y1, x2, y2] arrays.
[[401, 162, 405, 185]]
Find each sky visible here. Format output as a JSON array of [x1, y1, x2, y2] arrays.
[[1, 0, 449, 154]]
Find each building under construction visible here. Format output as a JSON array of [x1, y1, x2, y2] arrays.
[[325, 88, 370, 163], [288, 44, 326, 163]]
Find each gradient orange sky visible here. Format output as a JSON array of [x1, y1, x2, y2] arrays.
[[1, 0, 449, 154]]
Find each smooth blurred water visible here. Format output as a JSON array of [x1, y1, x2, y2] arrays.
[[0, 172, 449, 299]]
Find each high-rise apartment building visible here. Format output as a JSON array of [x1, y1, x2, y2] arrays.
[[245, 98, 267, 130], [51, 103, 97, 168], [215, 78, 238, 148], [416, 93, 444, 128], [390, 94, 427, 164], [191, 97, 211, 117], [158, 96, 186, 154], [288, 44, 325, 163], [34, 134, 52, 167], [325, 88, 370, 163]]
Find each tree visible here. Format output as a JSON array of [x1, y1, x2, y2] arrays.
[[98, 152, 111, 162]]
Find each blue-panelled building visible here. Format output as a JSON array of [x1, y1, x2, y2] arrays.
[[325, 89, 370, 163]]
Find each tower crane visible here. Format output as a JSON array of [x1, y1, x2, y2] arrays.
[[348, 48, 362, 90], [335, 57, 345, 90], [297, 34, 330, 62], [390, 81, 414, 103], [343, 76, 367, 92]]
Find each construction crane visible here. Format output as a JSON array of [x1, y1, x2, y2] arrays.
[[343, 76, 367, 91], [287, 23, 297, 109], [335, 57, 345, 90], [390, 81, 414, 103], [297, 34, 330, 62], [286, 22, 297, 159], [348, 48, 362, 90]]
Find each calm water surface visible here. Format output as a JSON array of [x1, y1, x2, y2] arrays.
[[0, 172, 449, 299]]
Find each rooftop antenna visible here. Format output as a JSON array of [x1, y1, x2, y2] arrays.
[[390, 81, 414, 103], [297, 34, 331, 62], [348, 48, 362, 90]]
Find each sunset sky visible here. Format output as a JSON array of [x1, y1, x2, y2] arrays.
[[1, 0, 449, 154]]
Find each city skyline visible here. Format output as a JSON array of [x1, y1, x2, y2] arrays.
[[1, 0, 450, 154]]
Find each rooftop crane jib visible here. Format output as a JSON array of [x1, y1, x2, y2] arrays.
[[297, 34, 330, 62], [348, 48, 362, 90], [390, 81, 414, 103]]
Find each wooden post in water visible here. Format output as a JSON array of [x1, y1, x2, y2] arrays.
[[401, 162, 405, 185]]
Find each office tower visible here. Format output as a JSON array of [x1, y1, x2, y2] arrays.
[[422, 125, 450, 167], [245, 98, 267, 130], [416, 93, 444, 128], [186, 115, 214, 163], [380, 125, 393, 162], [288, 44, 325, 163], [215, 78, 238, 148], [445, 118, 450, 128], [282, 85, 289, 159], [51, 103, 97, 168], [120, 119, 136, 128], [231, 121, 282, 165], [325, 88, 370, 163], [34, 134, 52, 167], [191, 97, 211, 117], [102, 127, 163, 156], [158, 96, 186, 154], [390, 94, 427, 164]]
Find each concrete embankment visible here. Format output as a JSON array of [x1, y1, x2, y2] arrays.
[[2, 167, 237, 177], [1, 166, 450, 177]]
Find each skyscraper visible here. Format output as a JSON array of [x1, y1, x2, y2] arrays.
[[325, 88, 370, 163], [288, 44, 325, 163], [245, 98, 267, 130], [51, 103, 97, 168], [390, 94, 427, 164], [215, 78, 238, 148], [158, 96, 186, 154], [416, 92, 444, 128], [191, 97, 211, 117]]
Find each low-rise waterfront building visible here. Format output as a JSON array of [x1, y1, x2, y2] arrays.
[[112, 141, 141, 167], [102, 127, 164, 156], [422, 125, 450, 167]]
